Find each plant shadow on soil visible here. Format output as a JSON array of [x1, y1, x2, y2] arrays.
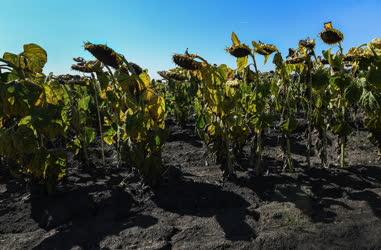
[[27, 169, 158, 250], [233, 162, 381, 223], [153, 169, 260, 241]]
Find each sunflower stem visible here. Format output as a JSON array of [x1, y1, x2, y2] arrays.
[[91, 73, 105, 166]]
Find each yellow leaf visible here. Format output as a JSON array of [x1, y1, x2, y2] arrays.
[[119, 110, 127, 122], [139, 72, 151, 89], [7, 96, 15, 105]]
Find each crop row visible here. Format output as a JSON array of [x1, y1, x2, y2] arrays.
[[0, 22, 380, 192]]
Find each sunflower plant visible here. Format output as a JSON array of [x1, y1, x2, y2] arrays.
[[320, 23, 362, 168], [0, 44, 70, 193], [81, 42, 167, 185]]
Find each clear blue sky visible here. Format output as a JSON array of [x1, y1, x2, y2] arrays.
[[1, 0, 380, 78]]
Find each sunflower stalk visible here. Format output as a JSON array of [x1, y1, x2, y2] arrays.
[[105, 65, 121, 168], [255, 129, 263, 175], [249, 52, 263, 174], [340, 105, 347, 168], [91, 73, 105, 166], [306, 59, 313, 168], [321, 128, 328, 168]]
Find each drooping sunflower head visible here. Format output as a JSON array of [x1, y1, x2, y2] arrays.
[[285, 48, 305, 64], [71, 60, 102, 73], [299, 38, 316, 50], [285, 56, 306, 65], [172, 53, 203, 70], [253, 41, 278, 56], [345, 47, 373, 66], [128, 62, 143, 75], [320, 22, 344, 45], [226, 44, 251, 58], [84, 42, 123, 68], [370, 38, 381, 50], [158, 70, 188, 81]]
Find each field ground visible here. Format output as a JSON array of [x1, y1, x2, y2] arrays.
[[1, 120, 381, 250]]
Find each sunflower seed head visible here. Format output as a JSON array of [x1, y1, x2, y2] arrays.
[[128, 62, 143, 75], [299, 38, 316, 50], [254, 41, 278, 56], [320, 23, 344, 45], [227, 44, 251, 58], [173, 53, 203, 70], [71, 60, 101, 73], [370, 38, 381, 50], [84, 42, 123, 68], [345, 47, 372, 62], [158, 70, 188, 81], [285, 56, 305, 64]]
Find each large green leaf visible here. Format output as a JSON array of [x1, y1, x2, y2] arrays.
[[3, 52, 19, 67], [345, 83, 361, 104], [84, 127, 96, 144], [367, 66, 381, 90], [22, 44, 48, 73], [237, 56, 248, 71], [78, 96, 91, 111], [311, 68, 330, 91]]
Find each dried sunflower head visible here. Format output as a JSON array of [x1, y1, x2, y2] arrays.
[[285, 48, 305, 64], [173, 53, 203, 70], [253, 41, 278, 56], [287, 48, 297, 59], [84, 42, 123, 68], [370, 38, 381, 50], [71, 60, 102, 73], [226, 44, 251, 58], [299, 38, 316, 50], [73, 57, 86, 64], [285, 56, 306, 64], [320, 22, 344, 45], [345, 47, 372, 62], [128, 62, 143, 75], [56, 74, 87, 85], [158, 70, 188, 81]]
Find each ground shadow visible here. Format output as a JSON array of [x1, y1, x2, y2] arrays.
[[233, 164, 381, 223], [31, 179, 157, 249], [153, 178, 258, 241]]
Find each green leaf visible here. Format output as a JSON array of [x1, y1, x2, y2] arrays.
[[197, 115, 206, 129], [3, 52, 19, 67], [264, 54, 270, 64], [237, 56, 248, 71], [345, 83, 361, 104], [273, 52, 283, 68], [311, 68, 330, 91], [78, 96, 91, 111], [12, 126, 38, 154], [84, 127, 96, 144], [330, 74, 351, 91], [280, 117, 297, 134], [103, 127, 116, 145], [154, 134, 161, 146], [22, 44, 48, 73], [18, 115, 32, 126], [367, 66, 381, 90]]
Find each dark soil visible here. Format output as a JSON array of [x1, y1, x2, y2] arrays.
[[1, 120, 381, 250]]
